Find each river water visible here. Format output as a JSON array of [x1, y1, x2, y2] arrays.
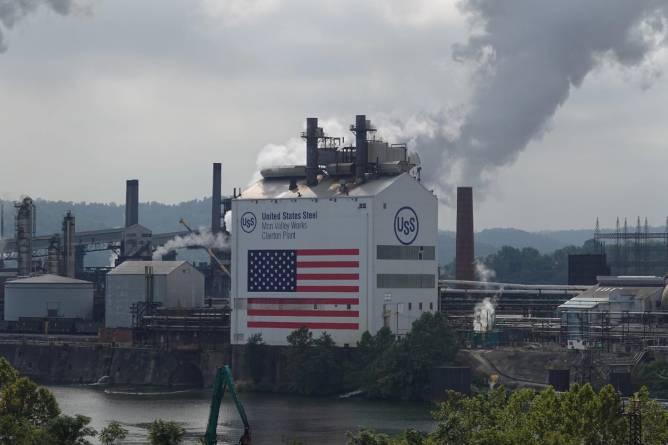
[[49, 386, 435, 445]]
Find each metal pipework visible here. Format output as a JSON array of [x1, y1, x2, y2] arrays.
[[354, 114, 368, 183], [305, 117, 319, 187], [212, 163, 222, 233]]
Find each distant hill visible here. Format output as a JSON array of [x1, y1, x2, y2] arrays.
[[2, 198, 606, 266]]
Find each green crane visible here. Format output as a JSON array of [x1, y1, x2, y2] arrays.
[[204, 365, 251, 445]]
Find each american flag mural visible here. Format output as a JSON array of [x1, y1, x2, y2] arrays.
[[246, 249, 360, 330]]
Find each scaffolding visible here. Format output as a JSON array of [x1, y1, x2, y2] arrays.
[[594, 217, 668, 276]]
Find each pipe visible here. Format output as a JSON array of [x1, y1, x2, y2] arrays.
[[355, 115, 367, 183], [305, 117, 319, 187], [125, 179, 139, 227], [212, 163, 222, 233]]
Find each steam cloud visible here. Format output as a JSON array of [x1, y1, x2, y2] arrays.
[[474, 259, 496, 282], [0, 0, 87, 52], [153, 228, 229, 260], [473, 296, 496, 332], [403, 0, 668, 203]]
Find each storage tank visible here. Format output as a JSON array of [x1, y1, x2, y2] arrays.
[[4, 274, 94, 321]]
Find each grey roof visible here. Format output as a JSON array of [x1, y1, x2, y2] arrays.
[[239, 173, 417, 200], [559, 284, 663, 310], [6, 274, 92, 285], [108, 260, 188, 275]]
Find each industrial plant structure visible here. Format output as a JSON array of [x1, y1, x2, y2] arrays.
[[230, 115, 438, 346], [106, 260, 205, 328]]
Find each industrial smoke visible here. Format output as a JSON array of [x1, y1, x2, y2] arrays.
[[0, 0, 88, 52], [153, 228, 229, 260], [253, 1, 668, 205], [474, 260, 496, 283], [473, 297, 496, 332], [400, 0, 668, 203]]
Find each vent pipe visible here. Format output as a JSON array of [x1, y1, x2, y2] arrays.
[[455, 187, 475, 281], [355, 114, 368, 183], [305, 117, 319, 187], [125, 179, 139, 227], [212, 163, 222, 233]]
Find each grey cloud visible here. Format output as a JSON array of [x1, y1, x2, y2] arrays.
[[0, 0, 82, 51], [407, 0, 668, 204]]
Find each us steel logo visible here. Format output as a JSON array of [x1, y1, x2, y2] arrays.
[[394, 206, 419, 245], [240, 211, 257, 233]]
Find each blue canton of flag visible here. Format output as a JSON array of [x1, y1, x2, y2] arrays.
[[247, 250, 297, 292]]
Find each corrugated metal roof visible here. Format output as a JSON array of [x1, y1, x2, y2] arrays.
[[6, 274, 92, 285], [239, 173, 414, 200], [108, 260, 187, 275]]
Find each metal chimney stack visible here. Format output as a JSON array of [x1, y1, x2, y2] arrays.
[[355, 114, 368, 183], [125, 179, 139, 227], [305, 117, 319, 187], [62, 211, 75, 278], [15, 197, 34, 276], [212, 163, 222, 233], [455, 187, 475, 281]]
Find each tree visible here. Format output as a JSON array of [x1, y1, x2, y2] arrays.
[[99, 421, 129, 445], [285, 328, 343, 395], [148, 419, 185, 445], [44, 415, 97, 445], [0, 358, 18, 388], [0, 377, 60, 426], [244, 333, 267, 384]]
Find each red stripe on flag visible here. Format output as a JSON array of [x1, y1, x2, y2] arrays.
[[296, 273, 359, 280], [247, 309, 359, 317], [297, 261, 359, 268], [296, 285, 359, 293], [248, 298, 359, 305], [247, 321, 359, 330], [297, 249, 359, 256]]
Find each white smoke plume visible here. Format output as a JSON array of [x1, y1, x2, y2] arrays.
[[0, 0, 90, 52], [223, 210, 232, 233], [404, 0, 668, 204], [473, 296, 496, 332], [152, 228, 229, 260], [474, 259, 496, 282]]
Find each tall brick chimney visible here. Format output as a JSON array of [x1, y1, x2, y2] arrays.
[[455, 187, 475, 281]]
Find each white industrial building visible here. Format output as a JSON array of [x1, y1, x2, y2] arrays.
[[4, 274, 94, 321], [559, 276, 666, 349], [105, 260, 205, 328], [230, 115, 438, 346]]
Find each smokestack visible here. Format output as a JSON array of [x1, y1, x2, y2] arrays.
[[125, 179, 139, 227], [355, 114, 368, 183], [212, 163, 222, 233], [1, 201, 4, 239], [62, 211, 75, 278], [305, 117, 319, 187], [15, 197, 34, 276], [456, 187, 475, 281]]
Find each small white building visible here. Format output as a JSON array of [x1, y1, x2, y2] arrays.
[[4, 274, 94, 321], [105, 260, 205, 328]]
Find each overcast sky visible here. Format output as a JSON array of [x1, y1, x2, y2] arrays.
[[1, 0, 668, 231]]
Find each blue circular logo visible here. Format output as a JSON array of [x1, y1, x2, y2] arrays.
[[240, 211, 257, 233], [394, 206, 419, 245]]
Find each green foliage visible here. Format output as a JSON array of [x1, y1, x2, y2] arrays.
[[43, 414, 97, 445], [99, 421, 129, 445], [148, 419, 185, 445], [349, 384, 668, 445], [362, 312, 458, 400], [0, 376, 60, 426], [634, 360, 668, 398], [285, 328, 343, 395], [0, 358, 18, 388], [245, 333, 267, 384]]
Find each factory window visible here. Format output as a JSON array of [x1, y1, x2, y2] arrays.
[[419, 302, 423, 311], [429, 302, 434, 311], [377, 245, 435, 260], [383, 203, 387, 209], [347, 304, 351, 310], [408, 303, 412, 311], [358, 203, 366, 209], [376, 274, 436, 289]]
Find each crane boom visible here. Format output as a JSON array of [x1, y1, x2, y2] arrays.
[[204, 365, 251, 445]]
